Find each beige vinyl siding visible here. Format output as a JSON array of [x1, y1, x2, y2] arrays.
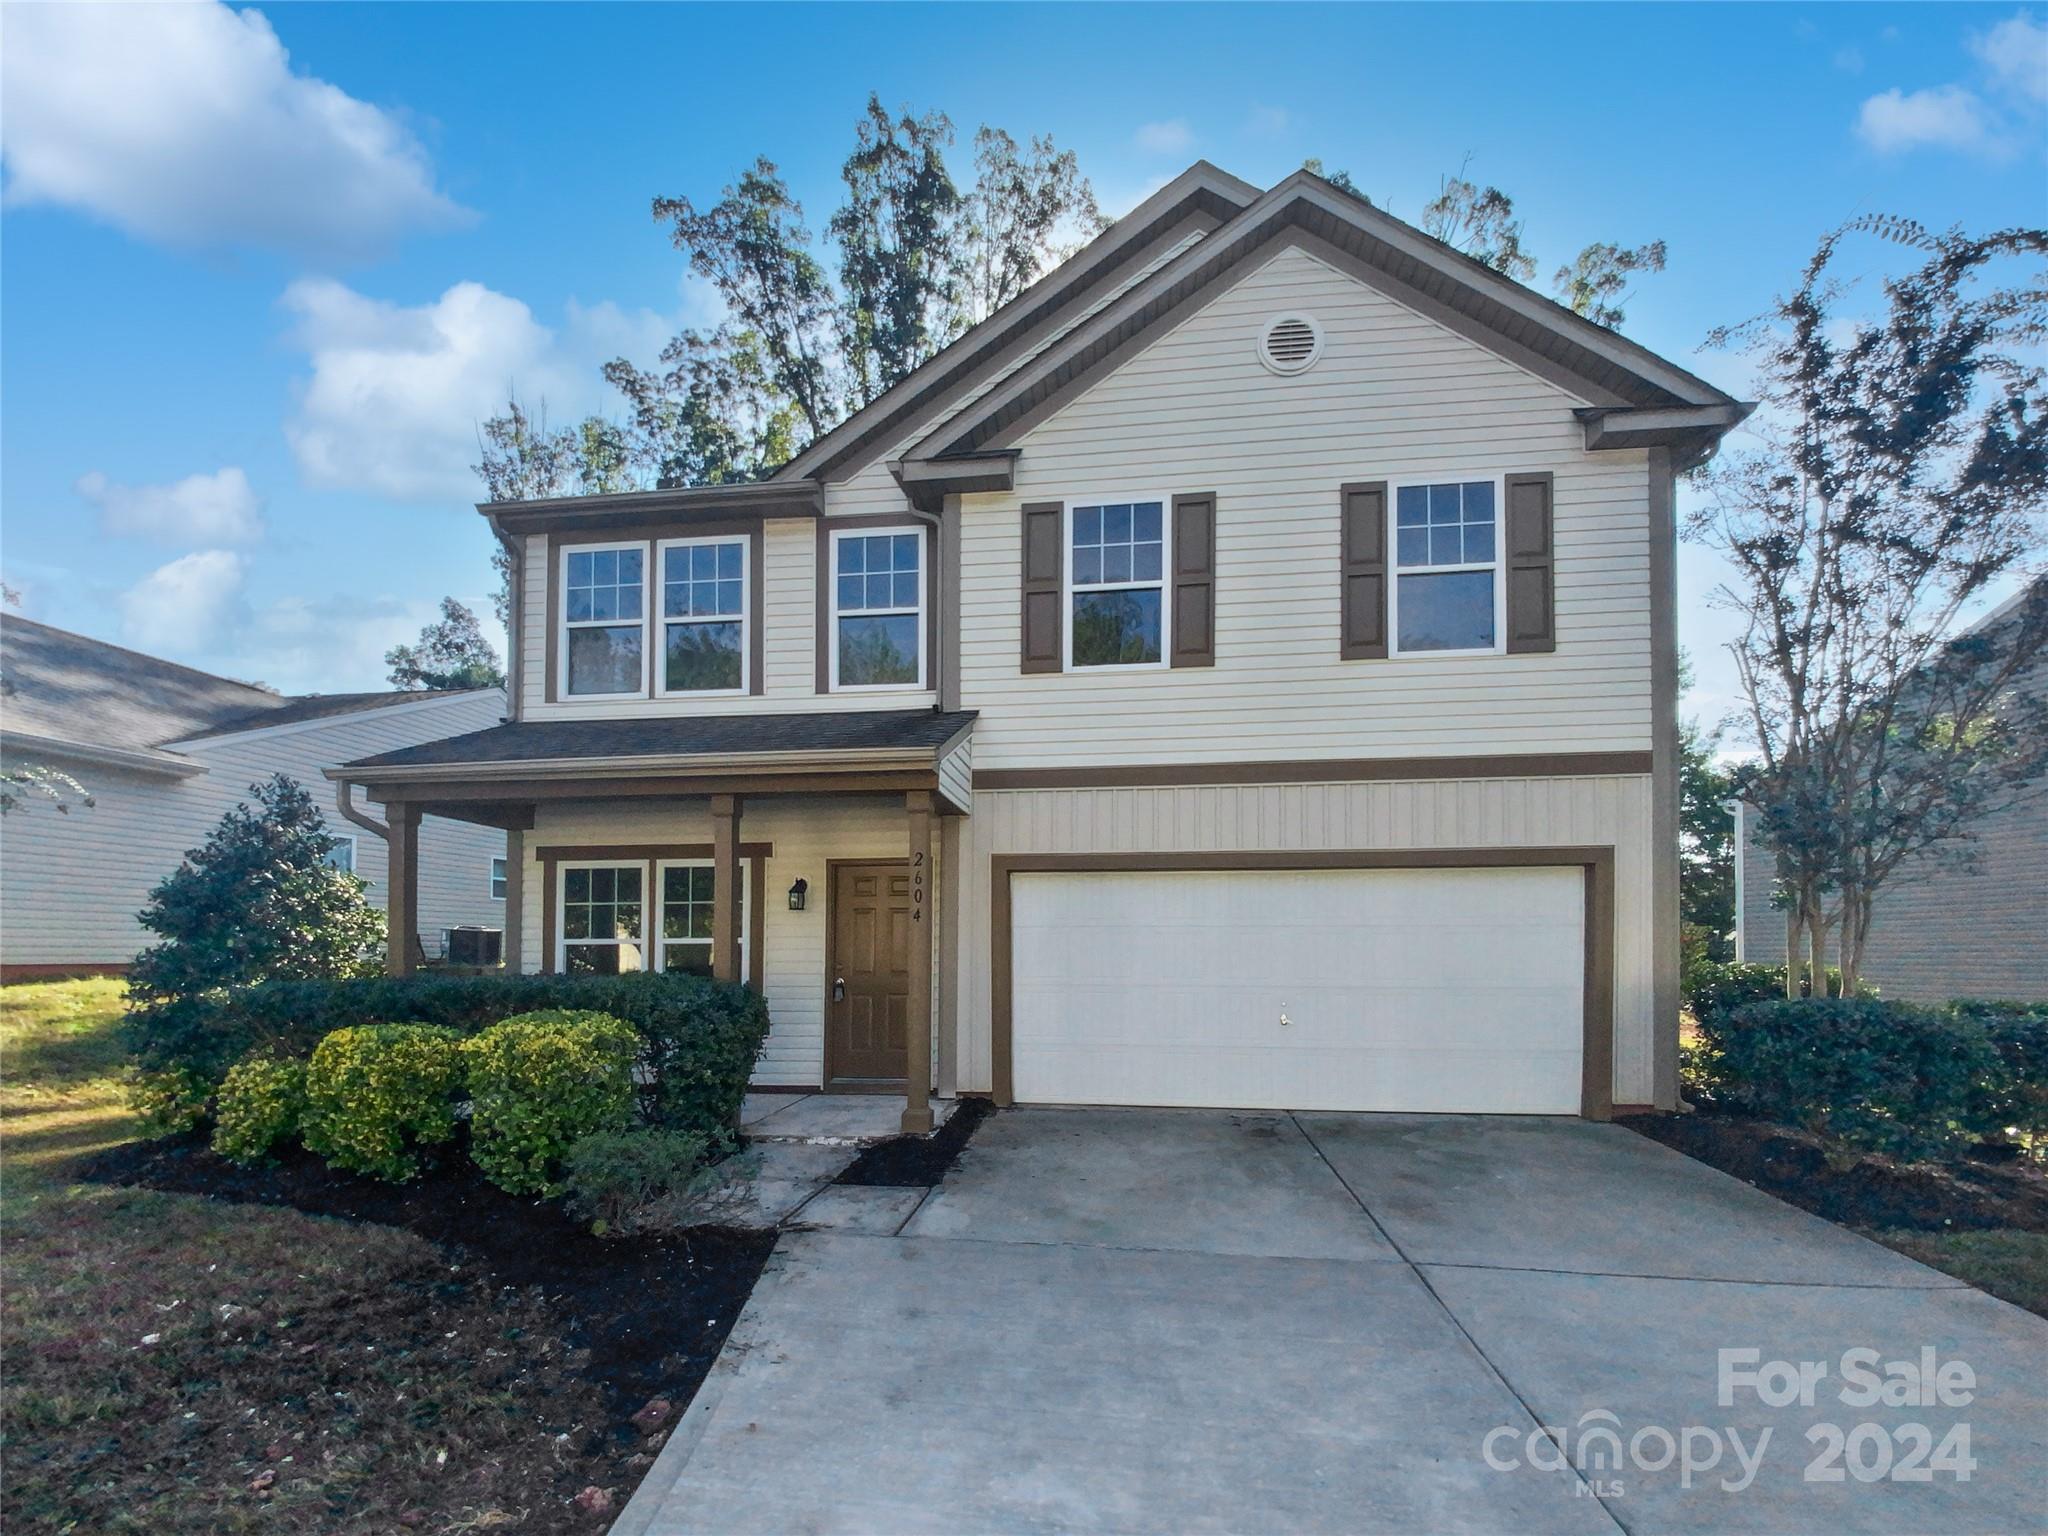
[[1, 692, 508, 968], [517, 795, 923, 1087], [956, 243, 1654, 770], [937, 733, 972, 815], [953, 771, 1658, 1107]]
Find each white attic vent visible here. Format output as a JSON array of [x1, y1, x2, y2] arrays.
[[1258, 313, 1322, 375]]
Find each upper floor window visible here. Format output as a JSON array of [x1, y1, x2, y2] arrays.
[[831, 527, 925, 689], [659, 537, 747, 694], [561, 543, 647, 697], [1392, 479, 1501, 655], [1069, 498, 1167, 668]]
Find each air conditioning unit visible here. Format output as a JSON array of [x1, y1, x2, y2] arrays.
[[444, 926, 503, 967]]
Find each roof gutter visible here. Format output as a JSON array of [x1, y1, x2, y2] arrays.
[[324, 743, 947, 788], [480, 478, 823, 536], [0, 730, 205, 779]]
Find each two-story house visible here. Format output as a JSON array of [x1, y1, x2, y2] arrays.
[[333, 163, 1748, 1132]]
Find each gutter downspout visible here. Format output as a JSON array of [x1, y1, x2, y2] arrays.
[[334, 779, 389, 842]]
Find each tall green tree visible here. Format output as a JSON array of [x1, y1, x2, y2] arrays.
[[386, 598, 505, 691], [128, 775, 384, 1006], [833, 96, 961, 407], [1690, 218, 2048, 994], [1679, 716, 1737, 963], [948, 127, 1104, 330]]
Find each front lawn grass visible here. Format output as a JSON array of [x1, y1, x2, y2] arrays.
[[1863, 1229, 2048, 1318], [0, 979, 668, 1533]]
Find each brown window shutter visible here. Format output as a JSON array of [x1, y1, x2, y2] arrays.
[[1170, 492, 1216, 668], [1020, 501, 1063, 673], [1339, 481, 1388, 660], [1504, 471, 1556, 654]]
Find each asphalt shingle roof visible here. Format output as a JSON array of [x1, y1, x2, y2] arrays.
[[343, 709, 977, 772]]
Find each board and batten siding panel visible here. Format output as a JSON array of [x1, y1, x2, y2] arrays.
[[953, 772, 1657, 1106], [522, 521, 937, 717], [1, 692, 509, 968], [517, 795, 920, 1086], [955, 243, 1654, 769]]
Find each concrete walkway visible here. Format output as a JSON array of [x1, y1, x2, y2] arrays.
[[616, 1109, 2048, 1536]]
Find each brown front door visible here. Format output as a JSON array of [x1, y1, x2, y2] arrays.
[[826, 862, 912, 1087]]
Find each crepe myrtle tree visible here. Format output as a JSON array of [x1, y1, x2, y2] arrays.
[[1689, 216, 2048, 996], [386, 597, 505, 691], [128, 774, 384, 1006]]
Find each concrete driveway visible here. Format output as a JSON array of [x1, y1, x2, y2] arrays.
[[615, 1110, 2048, 1536]]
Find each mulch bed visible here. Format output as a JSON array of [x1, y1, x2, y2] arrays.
[[1620, 1108, 2048, 1234], [834, 1094, 994, 1187], [79, 1135, 774, 1440]]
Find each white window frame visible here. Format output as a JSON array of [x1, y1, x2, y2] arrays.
[[324, 836, 357, 876], [1386, 473, 1508, 660], [555, 860, 648, 974], [828, 524, 928, 692], [557, 539, 651, 700], [489, 856, 507, 900], [655, 535, 749, 698], [654, 858, 751, 978], [1063, 493, 1173, 672]]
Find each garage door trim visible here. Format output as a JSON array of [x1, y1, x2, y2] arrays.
[[990, 847, 1616, 1118]]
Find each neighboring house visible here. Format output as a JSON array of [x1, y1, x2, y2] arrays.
[[0, 616, 509, 979], [333, 162, 1749, 1130], [1733, 582, 2048, 1003]]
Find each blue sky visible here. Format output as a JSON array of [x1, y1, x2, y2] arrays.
[[3, 2, 2043, 732]]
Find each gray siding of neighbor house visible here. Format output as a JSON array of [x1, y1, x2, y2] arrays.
[[2, 692, 509, 970], [1735, 794, 2048, 1003]]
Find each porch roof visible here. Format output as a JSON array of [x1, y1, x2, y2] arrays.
[[328, 708, 977, 814]]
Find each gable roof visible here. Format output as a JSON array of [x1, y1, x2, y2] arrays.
[[0, 615, 490, 768]]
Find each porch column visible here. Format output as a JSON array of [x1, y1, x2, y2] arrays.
[[385, 801, 421, 977], [711, 794, 742, 983], [902, 790, 935, 1134], [501, 827, 524, 972]]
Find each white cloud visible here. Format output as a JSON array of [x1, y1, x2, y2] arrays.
[[1134, 119, 1195, 156], [1970, 11, 2048, 103], [1856, 85, 1993, 153], [281, 278, 670, 502], [77, 467, 265, 547], [119, 550, 249, 652], [0, 0, 467, 261], [1833, 46, 1866, 75]]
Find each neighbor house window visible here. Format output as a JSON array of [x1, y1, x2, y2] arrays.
[[490, 856, 507, 900], [658, 537, 746, 694], [831, 527, 925, 688], [1391, 480, 1501, 654], [560, 542, 647, 697], [559, 863, 645, 974], [655, 860, 750, 977], [323, 837, 357, 876], [1068, 498, 1167, 667]]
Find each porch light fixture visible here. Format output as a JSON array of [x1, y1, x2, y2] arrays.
[[787, 878, 808, 912]]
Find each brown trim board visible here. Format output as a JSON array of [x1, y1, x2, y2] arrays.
[[535, 841, 771, 988], [974, 752, 1653, 791], [987, 847, 1617, 1121]]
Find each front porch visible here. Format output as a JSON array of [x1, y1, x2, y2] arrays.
[[331, 709, 975, 1136]]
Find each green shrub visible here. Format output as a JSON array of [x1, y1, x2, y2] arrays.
[[1700, 998, 2000, 1161], [1682, 958, 1872, 1024], [1954, 1003, 2048, 1157], [210, 1055, 307, 1164], [462, 1011, 640, 1194], [127, 1066, 212, 1138], [301, 1024, 464, 1182], [561, 1127, 710, 1234], [123, 972, 768, 1143]]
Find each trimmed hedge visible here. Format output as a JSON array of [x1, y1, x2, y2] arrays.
[[211, 1055, 307, 1165], [124, 970, 768, 1145], [1681, 958, 1868, 1024], [562, 1127, 710, 1234], [462, 1011, 640, 1195], [301, 1024, 465, 1182], [1954, 1002, 2048, 1153], [1694, 998, 2003, 1161]]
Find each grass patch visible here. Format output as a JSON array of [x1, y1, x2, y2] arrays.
[[1863, 1229, 2048, 1318], [0, 980, 764, 1532]]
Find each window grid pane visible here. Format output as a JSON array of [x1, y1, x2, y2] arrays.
[[836, 533, 919, 613], [1395, 482, 1496, 570], [566, 547, 643, 621], [663, 541, 745, 620], [1071, 501, 1165, 592]]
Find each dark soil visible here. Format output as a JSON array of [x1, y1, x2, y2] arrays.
[[1621, 1108, 2048, 1234], [78, 1135, 775, 1427], [834, 1094, 994, 1186]]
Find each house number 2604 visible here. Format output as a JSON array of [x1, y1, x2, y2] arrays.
[[911, 850, 925, 922]]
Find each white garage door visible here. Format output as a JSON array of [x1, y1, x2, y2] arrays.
[[1010, 866, 1585, 1114]]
